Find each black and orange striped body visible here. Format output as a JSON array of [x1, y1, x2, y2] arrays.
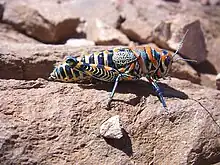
[[49, 46, 173, 83], [49, 45, 174, 110]]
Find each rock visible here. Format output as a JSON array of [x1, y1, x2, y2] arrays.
[[3, 0, 82, 43], [200, 73, 217, 89], [86, 19, 130, 45], [69, 0, 120, 28], [0, 0, 4, 20], [0, 77, 220, 164], [65, 39, 95, 47], [201, 0, 210, 5], [152, 17, 207, 63], [0, 23, 39, 44], [0, 43, 93, 80], [207, 37, 220, 73], [170, 55, 200, 84], [202, 0, 220, 5], [163, 0, 180, 2], [216, 73, 220, 90], [100, 115, 123, 139], [0, 51, 23, 80], [119, 1, 138, 20], [120, 18, 152, 44], [131, 0, 179, 27], [209, 0, 220, 5]]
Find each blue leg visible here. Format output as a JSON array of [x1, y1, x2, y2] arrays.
[[108, 74, 122, 104], [147, 77, 168, 112]]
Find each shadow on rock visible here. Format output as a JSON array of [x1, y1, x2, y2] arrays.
[[104, 129, 133, 157], [78, 79, 188, 106]]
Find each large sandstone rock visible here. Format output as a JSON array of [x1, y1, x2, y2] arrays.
[[170, 56, 200, 84], [216, 73, 220, 90], [86, 19, 130, 45], [0, 0, 4, 20], [0, 77, 219, 164], [207, 37, 220, 73], [120, 18, 152, 44], [200, 73, 217, 89], [0, 43, 90, 80], [69, 0, 121, 28], [152, 17, 207, 63], [2, 0, 82, 43], [0, 23, 39, 44]]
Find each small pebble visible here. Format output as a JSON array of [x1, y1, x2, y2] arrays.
[[100, 115, 123, 139]]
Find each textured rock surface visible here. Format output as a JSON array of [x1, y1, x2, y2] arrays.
[[120, 18, 152, 43], [200, 73, 217, 89], [0, 1, 4, 20], [0, 23, 39, 44], [3, 0, 82, 43], [216, 73, 220, 90], [86, 19, 130, 45], [170, 60, 200, 84], [0, 78, 220, 164], [152, 18, 207, 63], [69, 0, 120, 28], [100, 115, 123, 139], [207, 37, 220, 73]]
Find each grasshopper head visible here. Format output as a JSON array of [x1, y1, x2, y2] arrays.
[[65, 56, 79, 67]]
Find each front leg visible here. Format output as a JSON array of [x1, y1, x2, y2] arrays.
[[146, 76, 168, 112]]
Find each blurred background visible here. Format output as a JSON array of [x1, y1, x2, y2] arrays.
[[0, 0, 220, 89]]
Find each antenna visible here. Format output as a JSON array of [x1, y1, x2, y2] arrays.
[[174, 58, 197, 63], [172, 29, 189, 59]]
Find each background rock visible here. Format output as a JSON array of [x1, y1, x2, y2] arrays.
[[152, 18, 207, 63], [68, 0, 120, 28], [216, 73, 220, 90], [3, 0, 82, 43], [0, 23, 39, 44], [86, 19, 130, 45], [170, 58, 200, 84], [120, 18, 152, 43], [200, 73, 217, 89], [0, 1, 4, 20], [207, 37, 220, 73]]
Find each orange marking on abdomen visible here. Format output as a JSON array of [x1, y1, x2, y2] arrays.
[[145, 46, 157, 66]]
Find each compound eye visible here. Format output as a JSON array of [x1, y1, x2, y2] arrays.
[[164, 56, 171, 66]]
